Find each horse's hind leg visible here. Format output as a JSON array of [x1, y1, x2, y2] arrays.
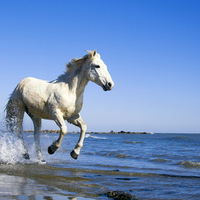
[[69, 114, 87, 159], [31, 117, 45, 163], [17, 114, 30, 159], [6, 101, 30, 159], [15, 125, 30, 159]]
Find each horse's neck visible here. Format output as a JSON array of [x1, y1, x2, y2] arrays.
[[60, 69, 89, 98]]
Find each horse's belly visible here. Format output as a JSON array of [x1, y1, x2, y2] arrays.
[[26, 105, 52, 119]]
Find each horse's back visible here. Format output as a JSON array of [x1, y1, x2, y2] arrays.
[[9, 76, 83, 120]]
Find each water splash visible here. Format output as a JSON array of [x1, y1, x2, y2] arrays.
[[0, 131, 26, 164]]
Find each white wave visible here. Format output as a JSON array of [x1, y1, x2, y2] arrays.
[[85, 134, 106, 139], [179, 160, 200, 169]]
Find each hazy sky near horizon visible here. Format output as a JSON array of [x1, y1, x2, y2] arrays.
[[0, 0, 199, 133]]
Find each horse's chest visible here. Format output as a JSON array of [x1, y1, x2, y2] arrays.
[[61, 98, 83, 119]]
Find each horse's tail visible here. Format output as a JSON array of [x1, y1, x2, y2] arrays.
[[5, 92, 25, 133]]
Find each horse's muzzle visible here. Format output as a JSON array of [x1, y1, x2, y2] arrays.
[[103, 82, 114, 91]]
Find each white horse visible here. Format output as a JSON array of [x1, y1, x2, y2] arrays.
[[6, 50, 114, 163]]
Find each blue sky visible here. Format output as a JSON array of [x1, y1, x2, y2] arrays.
[[0, 0, 199, 133]]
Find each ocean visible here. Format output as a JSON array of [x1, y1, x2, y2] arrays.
[[0, 131, 200, 200]]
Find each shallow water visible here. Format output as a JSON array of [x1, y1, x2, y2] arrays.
[[0, 132, 200, 199]]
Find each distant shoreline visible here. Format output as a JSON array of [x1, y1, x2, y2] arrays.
[[23, 130, 153, 134]]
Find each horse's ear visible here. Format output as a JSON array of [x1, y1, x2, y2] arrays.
[[93, 50, 97, 57], [86, 50, 97, 58]]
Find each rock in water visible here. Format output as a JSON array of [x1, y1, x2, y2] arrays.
[[107, 191, 140, 200]]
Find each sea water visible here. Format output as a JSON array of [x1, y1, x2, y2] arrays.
[[0, 131, 200, 200]]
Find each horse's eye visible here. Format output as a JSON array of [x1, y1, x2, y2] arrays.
[[95, 65, 100, 68]]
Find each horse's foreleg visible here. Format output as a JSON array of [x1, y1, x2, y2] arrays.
[[48, 111, 67, 155], [69, 115, 87, 159]]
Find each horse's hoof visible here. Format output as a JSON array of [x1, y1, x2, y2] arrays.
[[70, 150, 78, 160], [38, 159, 46, 164], [23, 153, 30, 159], [48, 146, 55, 155]]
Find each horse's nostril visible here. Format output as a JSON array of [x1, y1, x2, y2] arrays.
[[108, 82, 112, 88]]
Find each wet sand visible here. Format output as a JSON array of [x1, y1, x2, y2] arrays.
[[0, 163, 139, 200], [0, 164, 100, 199]]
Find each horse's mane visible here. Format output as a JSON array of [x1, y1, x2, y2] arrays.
[[66, 50, 96, 72], [56, 50, 96, 81], [66, 54, 88, 72]]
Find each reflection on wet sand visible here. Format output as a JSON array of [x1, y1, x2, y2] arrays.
[[0, 174, 78, 199], [0, 164, 105, 199], [0, 172, 98, 199]]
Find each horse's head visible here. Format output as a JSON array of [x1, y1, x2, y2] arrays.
[[84, 50, 114, 91]]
